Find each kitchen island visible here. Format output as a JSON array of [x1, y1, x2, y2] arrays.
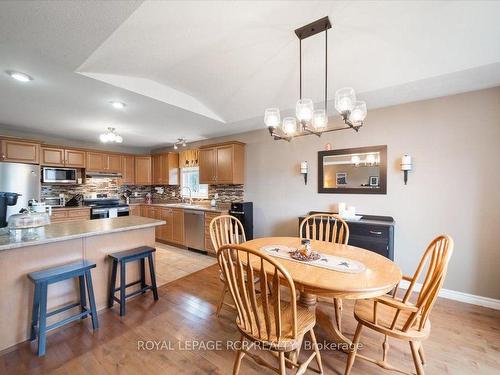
[[0, 216, 164, 352]]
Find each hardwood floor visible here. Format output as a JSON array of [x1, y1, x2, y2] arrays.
[[1, 264, 499, 375]]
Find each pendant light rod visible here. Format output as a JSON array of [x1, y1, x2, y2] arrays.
[[299, 38, 302, 100], [325, 28, 328, 115]]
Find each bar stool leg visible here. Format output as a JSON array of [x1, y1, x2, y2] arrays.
[[79, 275, 87, 319], [85, 270, 99, 330], [147, 254, 159, 301], [30, 283, 41, 341], [140, 258, 146, 294], [108, 259, 118, 308], [119, 261, 126, 316], [37, 282, 48, 356]]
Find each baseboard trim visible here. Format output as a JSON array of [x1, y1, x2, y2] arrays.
[[399, 280, 500, 310]]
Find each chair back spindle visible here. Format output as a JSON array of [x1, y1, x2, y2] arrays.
[[300, 214, 349, 244], [210, 215, 246, 250], [217, 245, 298, 345]]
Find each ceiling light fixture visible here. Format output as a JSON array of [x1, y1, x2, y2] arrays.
[[173, 138, 187, 150], [99, 127, 123, 143], [6, 70, 33, 83], [109, 101, 126, 109], [264, 16, 367, 141]]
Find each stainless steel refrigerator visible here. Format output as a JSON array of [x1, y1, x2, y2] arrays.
[[0, 162, 40, 220]]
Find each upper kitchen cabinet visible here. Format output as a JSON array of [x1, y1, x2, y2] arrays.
[[0, 138, 40, 164], [135, 155, 152, 185], [199, 141, 245, 184], [152, 152, 179, 185], [121, 155, 135, 185], [40, 146, 86, 168], [86, 152, 122, 173]]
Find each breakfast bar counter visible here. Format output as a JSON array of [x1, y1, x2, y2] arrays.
[[0, 216, 164, 351]]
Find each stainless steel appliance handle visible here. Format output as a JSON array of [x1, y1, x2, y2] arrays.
[[369, 230, 383, 235]]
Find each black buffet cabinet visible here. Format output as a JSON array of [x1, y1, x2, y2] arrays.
[[298, 212, 395, 260]]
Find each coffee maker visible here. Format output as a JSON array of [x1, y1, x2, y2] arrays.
[[0, 192, 21, 228]]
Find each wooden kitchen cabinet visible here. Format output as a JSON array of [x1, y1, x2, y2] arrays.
[[121, 155, 135, 185], [64, 149, 86, 168], [152, 153, 179, 185], [41, 146, 86, 168], [199, 142, 245, 184], [86, 152, 122, 173], [50, 208, 90, 223], [204, 211, 223, 254], [129, 205, 141, 216], [135, 156, 152, 185], [171, 208, 184, 245], [86, 152, 106, 171], [0, 138, 40, 164], [106, 154, 122, 173]]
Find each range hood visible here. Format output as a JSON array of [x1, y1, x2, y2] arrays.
[[86, 171, 123, 178]]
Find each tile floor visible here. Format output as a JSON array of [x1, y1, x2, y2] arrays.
[[154, 242, 217, 285]]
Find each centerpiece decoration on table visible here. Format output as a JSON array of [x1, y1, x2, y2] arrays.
[[289, 239, 321, 262]]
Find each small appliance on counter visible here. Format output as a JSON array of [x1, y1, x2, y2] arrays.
[[43, 194, 66, 207], [28, 199, 52, 216], [0, 192, 22, 233], [229, 202, 253, 240], [65, 194, 83, 207]]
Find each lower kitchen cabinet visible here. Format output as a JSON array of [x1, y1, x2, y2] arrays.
[[51, 208, 90, 223], [171, 208, 184, 245], [129, 205, 141, 216], [204, 211, 222, 254]]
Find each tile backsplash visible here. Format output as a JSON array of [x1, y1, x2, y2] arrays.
[[41, 179, 244, 203]]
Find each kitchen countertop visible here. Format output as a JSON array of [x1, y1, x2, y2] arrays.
[[51, 206, 90, 210], [136, 202, 229, 213], [0, 216, 165, 251]]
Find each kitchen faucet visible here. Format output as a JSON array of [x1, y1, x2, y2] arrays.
[[180, 186, 193, 205]]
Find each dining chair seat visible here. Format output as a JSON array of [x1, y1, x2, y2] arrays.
[[354, 298, 431, 341], [237, 298, 316, 352]]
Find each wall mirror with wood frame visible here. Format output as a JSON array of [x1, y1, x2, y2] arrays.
[[318, 145, 387, 194]]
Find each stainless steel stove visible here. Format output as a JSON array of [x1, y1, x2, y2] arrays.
[[83, 196, 129, 220]]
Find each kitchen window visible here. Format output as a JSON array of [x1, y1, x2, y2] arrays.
[[181, 167, 208, 199]]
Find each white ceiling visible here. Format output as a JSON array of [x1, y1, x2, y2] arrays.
[[1, 1, 500, 149]]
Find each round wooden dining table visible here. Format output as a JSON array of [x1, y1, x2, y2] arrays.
[[242, 236, 402, 346]]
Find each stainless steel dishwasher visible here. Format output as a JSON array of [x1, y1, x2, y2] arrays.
[[184, 209, 205, 252]]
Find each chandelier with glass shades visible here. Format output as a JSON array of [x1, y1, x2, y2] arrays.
[[99, 127, 123, 143], [264, 17, 367, 141]]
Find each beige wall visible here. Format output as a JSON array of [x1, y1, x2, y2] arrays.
[[168, 87, 500, 299]]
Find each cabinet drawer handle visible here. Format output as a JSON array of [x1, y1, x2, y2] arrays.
[[369, 230, 383, 235]]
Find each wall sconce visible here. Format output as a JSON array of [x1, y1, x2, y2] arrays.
[[300, 161, 308, 185], [401, 154, 412, 185]]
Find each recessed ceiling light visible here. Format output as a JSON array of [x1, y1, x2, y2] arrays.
[[6, 70, 33, 83], [110, 101, 126, 109]]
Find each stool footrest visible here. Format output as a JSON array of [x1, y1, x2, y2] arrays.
[[46, 302, 82, 318], [112, 285, 153, 304], [46, 309, 90, 332], [113, 279, 143, 292]]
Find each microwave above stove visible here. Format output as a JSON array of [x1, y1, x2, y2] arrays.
[[42, 167, 78, 184]]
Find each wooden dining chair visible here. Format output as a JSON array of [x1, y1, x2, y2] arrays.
[[345, 234, 454, 375], [210, 215, 246, 317], [217, 244, 323, 375], [300, 213, 349, 332]]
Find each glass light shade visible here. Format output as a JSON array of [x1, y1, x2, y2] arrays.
[[366, 154, 376, 165], [115, 135, 123, 143], [282, 117, 297, 135], [296, 99, 314, 122], [264, 108, 280, 128], [349, 101, 367, 124], [312, 109, 328, 129], [351, 155, 361, 165], [335, 87, 356, 114], [99, 133, 110, 143]]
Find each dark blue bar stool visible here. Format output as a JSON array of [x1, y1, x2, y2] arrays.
[[108, 246, 159, 316], [28, 260, 99, 356]]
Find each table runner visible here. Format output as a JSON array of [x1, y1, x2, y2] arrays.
[[261, 244, 366, 274]]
